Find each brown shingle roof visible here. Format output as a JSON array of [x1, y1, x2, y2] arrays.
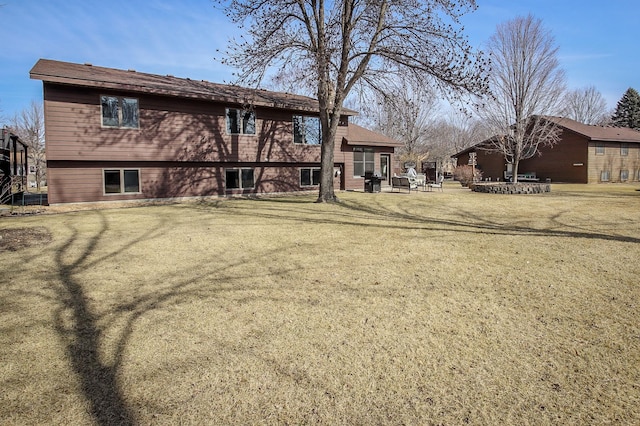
[[452, 116, 640, 158], [344, 123, 403, 147], [543, 116, 640, 143], [30, 59, 357, 115]]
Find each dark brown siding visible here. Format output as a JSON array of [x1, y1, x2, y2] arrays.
[[42, 83, 398, 203], [521, 130, 588, 183], [339, 141, 396, 190], [47, 161, 345, 204], [459, 131, 590, 183], [43, 84, 326, 164]]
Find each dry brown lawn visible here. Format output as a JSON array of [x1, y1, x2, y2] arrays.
[[1, 183, 639, 425]]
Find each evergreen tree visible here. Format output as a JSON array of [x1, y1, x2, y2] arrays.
[[611, 88, 640, 129]]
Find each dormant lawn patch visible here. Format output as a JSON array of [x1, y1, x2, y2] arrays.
[[1, 184, 639, 424]]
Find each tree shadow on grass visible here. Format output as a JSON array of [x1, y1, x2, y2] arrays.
[[53, 211, 143, 425], [50, 208, 305, 425], [196, 194, 640, 245]]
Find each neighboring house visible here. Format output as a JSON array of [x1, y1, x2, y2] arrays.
[[452, 116, 640, 183], [30, 59, 402, 204]]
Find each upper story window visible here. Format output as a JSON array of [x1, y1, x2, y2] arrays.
[[595, 142, 605, 155], [101, 96, 139, 128], [226, 108, 256, 135], [621, 143, 629, 156], [293, 115, 321, 145]]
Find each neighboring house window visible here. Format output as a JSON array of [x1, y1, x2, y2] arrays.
[[104, 169, 140, 194], [621, 143, 629, 156], [595, 143, 605, 155], [353, 147, 374, 177], [101, 96, 139, 128], [600, 170, 610, 182], [225, 168, 254, 190], [226, 108, 256, 135], [293, 115, 321, 145], [300, 168, 321, 186], [620, 169, 629, 181]]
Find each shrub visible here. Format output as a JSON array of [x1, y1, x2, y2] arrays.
[[453, 165, 482, 186]]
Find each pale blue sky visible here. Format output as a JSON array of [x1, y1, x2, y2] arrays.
[[1, 0, 638, 121]]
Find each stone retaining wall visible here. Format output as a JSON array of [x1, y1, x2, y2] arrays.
[[471, 182, 551, 194]]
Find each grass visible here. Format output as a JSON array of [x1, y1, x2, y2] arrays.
[[1, 183, 639, 425]]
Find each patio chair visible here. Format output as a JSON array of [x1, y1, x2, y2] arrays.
[[428, 175, 444, 192]]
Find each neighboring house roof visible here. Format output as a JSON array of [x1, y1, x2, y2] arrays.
[[343, 123, 403, 147], [451, 135, 500, 158], [30, 59, 358, 115], [452, 116, 640, 158], [542, 116, 640, 143]]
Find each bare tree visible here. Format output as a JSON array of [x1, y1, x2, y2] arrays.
[[361, 79, 438, 168], [11, 101, 46, 191], [562, 86, 610, 125], [436, 112, 488, 154], [217, 0, 488, 202], [478, 14, 566, 183]]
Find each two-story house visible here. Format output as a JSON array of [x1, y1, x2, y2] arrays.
[[30, 59, 402, 204]]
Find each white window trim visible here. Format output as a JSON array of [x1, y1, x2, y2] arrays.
[[100, 95, 140, 129], [293, 115, 322, 145], [621, 143, 629, 156], [225, 168, 255, 190], [225, 108, 257, 136], [353, 147, 375, 177], [102, 168, 142, 195], [300, 167, 321, 187]]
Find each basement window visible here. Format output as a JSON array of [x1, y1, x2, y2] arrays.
[[225, 168, 255, 190], [104, 169, 140, 194], [300, 168, 321, 187]]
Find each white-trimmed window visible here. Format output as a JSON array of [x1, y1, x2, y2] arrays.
[[600, 170, 610, 182], [101, 96, 139, 128], [621, 143, 629, 156], [226, 108, 256, 135], [293, 115, 321, 145], [620, 169, 629, 181], [353, 147, 374, 177], [595, 143, 605, 155], [300, 168, 321, 187], [225, 168, 254, 190], [103, 169, 140, 194]]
